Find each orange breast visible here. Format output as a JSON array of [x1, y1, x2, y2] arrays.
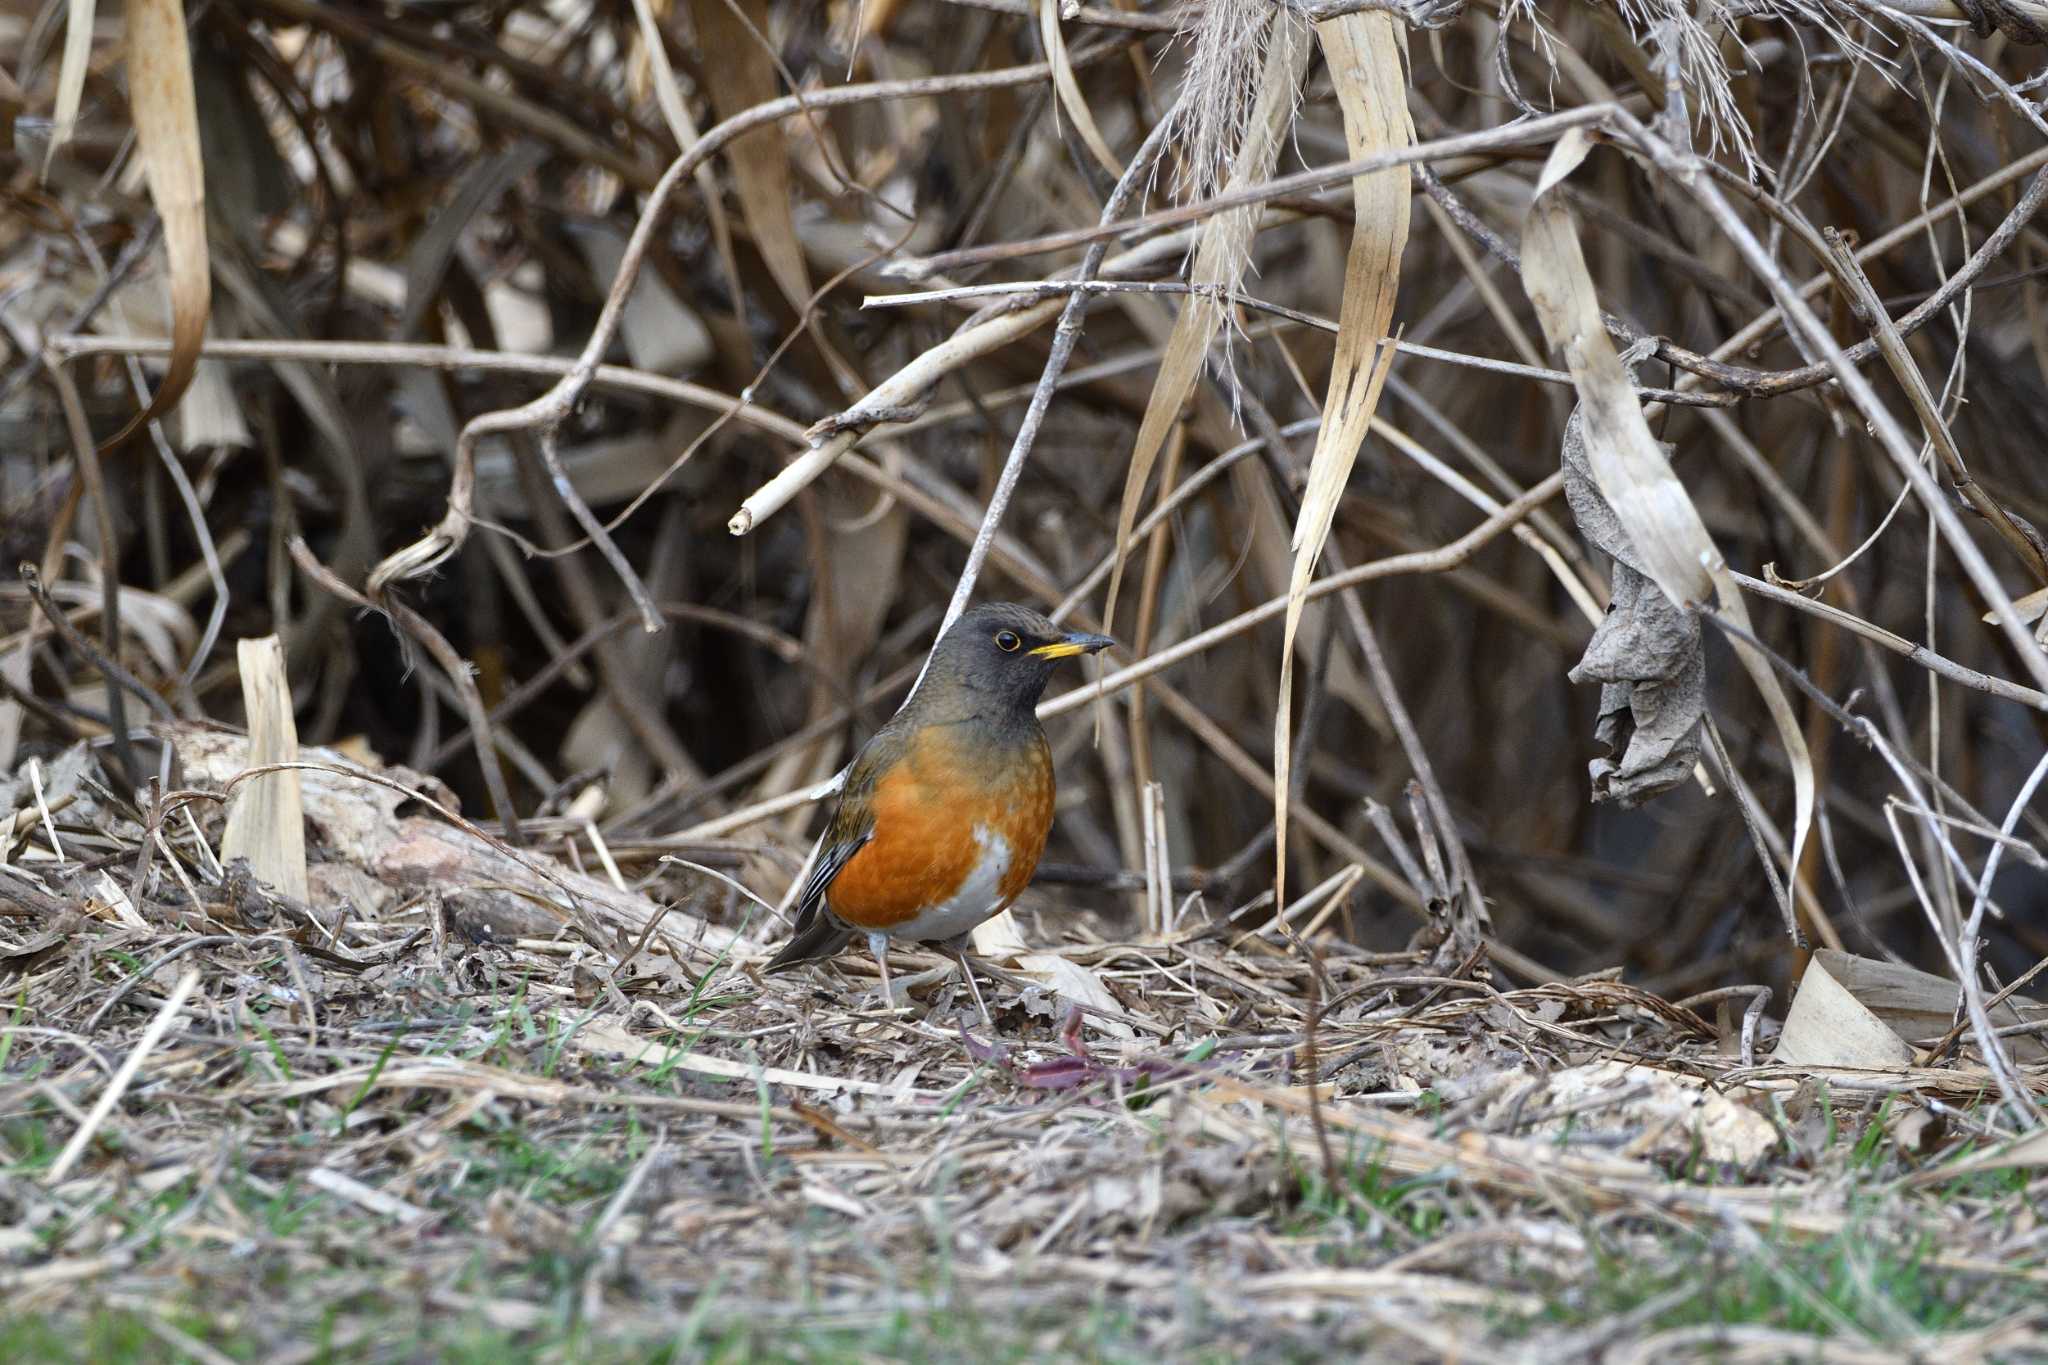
[[826, 725, 1054, 931]]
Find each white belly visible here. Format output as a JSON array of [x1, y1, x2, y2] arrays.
[[887, 825, 1013, 942]]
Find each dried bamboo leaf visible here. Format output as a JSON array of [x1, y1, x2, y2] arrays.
[[103, 0, 209, 450], [1983, 585, 2048, 627], [693, 0, 810, 313], [43, 0, 96, 177], [1038, 0, 1122, 177], [1520, 130, 1813, 927], [1104, 15, 1310, 631], [1273, 14, 1411, 908], [1775, 952, 1915, 1069], [1815, 949, 2046, 1063]]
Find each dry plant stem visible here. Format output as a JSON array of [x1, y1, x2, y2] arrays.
[[1730, 573, 2048, 710], [246, 0, 665, 189], [930, 99, 1183, 651], [1610, 115, 2048, 699], [1051, 419, 1324, 622], [1042, 473, 1566, 720], [1334, 592, 1489, 948], [1702, 718, 1808, 945], [1876, 781, 2040, 1126], [537, 424, 663, 632], [1675, 145, 2048, 396], [865, 281, 1725, 405], [0, 870, 70, 919], [1706, 611, 2039, 1123], [1821, 227, 2048, 586], [1955, 747, 2048, 1108], [1141, 676, 1420, 911], [287, 538, 527, 846], [893, 105, 1611, 280], [938, 0, 1183, 29], [44, 968, 201, 1185], [1128, 419, 1187, 794], [1423, 145, 2048, 402], [731, 300, 1065, 535], [49, 215, 231, 693], [49, 336, 1056, 629], [620, 661, 922, 833], [369, 36, 1140, 609], [45, 358, 138, 791], [501, 428, 699, 782], [627, 0, 742, 309], [424, 607, 806, 772], [127, 369, 227, 690], [49, 338, 814, 440], [16, 566, 179, 729], [728, 193, 1227, 537], [156, 760, 598, 943], [1725, 162, 2048, 401]]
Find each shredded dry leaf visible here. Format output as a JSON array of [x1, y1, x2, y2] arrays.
[[1520, 129, 1813, 931]]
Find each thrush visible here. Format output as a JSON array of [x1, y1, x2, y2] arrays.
[[763, 602, 1113, 1019]]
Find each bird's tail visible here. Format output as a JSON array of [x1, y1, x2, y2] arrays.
[[763, 913, 854, 974]]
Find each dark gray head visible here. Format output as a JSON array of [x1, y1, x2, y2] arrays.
[[918, 603, 1114, 721]]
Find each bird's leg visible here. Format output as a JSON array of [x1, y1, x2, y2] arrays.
[[941, 938, 993, 1028], [868, 932, 898, 1012]]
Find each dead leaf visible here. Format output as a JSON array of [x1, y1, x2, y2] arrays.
[[105, 0, 210, 450], [1560, 411, 1704, 803], [44, 0, 97, 177], [1037, 0, 1122, 177], [1018, 952, 1136, 1040], [1814, 948, 2046, 1062], [1520, 130, 1812, 922], [1984, 585, 2048, 627], [1775, 953, 1915, 1069], [1274, 11, 1411, 909], [693, 0, 810, 315], [1487, 1060, 1779, 1166], [1885, 1105, 1946, 1158]]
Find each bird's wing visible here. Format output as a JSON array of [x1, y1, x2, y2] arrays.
[[762, 739, 890, 971]]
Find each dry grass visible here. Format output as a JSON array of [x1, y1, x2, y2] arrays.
[[2, 728, 2046, 1359], [7, 0, 2048, 1356]]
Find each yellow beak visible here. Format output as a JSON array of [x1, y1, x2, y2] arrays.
[[1029, 631, 1115, 660]]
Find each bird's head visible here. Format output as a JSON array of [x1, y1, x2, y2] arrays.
[[923, 602, 1114, 717]]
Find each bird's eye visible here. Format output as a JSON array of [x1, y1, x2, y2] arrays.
[[995, 630, 1022, 652]]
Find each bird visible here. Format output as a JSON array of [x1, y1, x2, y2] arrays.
[[763, 602, 1114, 1020]]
